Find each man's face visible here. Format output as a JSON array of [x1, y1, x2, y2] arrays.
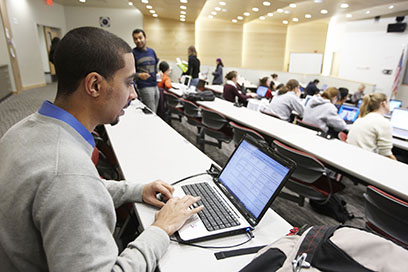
[[100, 53, 137, 125], [133, 32, 146, 49]]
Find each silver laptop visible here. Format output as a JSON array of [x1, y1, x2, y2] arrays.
[[391, 108, 408, 140], [174, 136, 296, 243]]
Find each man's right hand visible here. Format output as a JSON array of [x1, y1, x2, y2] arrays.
[[152, 195, 203, 236], [138, 72, 151, 80]]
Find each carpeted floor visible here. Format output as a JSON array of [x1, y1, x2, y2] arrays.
[[0, 83, 367, 228]]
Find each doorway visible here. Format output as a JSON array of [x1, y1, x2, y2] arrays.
[[37, 25, 61, 83]]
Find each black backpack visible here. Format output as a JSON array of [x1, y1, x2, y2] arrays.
[[183, 90, 215, 102], [309, 195, 354, 224]]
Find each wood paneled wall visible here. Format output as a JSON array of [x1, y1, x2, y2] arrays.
[[196, 18, 243, 68], [284, 20, 329, 72], [143, 16, 195, 63], [242, 20, 288, 71]]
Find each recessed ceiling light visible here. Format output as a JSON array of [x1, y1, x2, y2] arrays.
[[237, 16, 243, 20], [284, 10, 291, 14], [149, 10, 155, 13], [320, 9, 328, 14], [244, 12, 250, 16], [314, 0, 323, 3], [340, 3, 349, 9], [260, 16, 266, 20], [293, 17, 299, 22], [79, 0, 86, 2], [180, 0, 188, 3], [222, 8, 227, 12], [180, 10, 186, 14], [146, 5, 152, 9], [219, 1, 226, 6], [215, 7, 221, 11], [388, 5, 394, 9], [180, 5, 187, 9], [180, 14, 185, 18], [208, 15, 213, 19], [277, 8, 283, 13], [128, 2, 133, 6], [289, 3, 296, 8], [267, 13, 273, 17], [282, 20, 288, 24], [141, 0, 148, 3], [252, 7, 259, 12], [211, 11, 217, 15], [232, 19, 237, 23], [305, 14, 312, 18], [346, 13, 352, 18], [180, 18, 185, 22], [263, 1, 271, 6], [153, 14, 158, 17], [365, 10, 370, 14]]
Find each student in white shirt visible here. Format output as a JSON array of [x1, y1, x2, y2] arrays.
[[347, 93, 396, 160], [266, 79, 304, 121]]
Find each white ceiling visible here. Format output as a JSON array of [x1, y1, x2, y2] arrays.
[[54, 0, 408, 25]]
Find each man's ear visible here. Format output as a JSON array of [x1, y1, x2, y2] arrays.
[[84, 72, 104, 98]]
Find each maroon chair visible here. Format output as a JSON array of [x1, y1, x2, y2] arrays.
[[180, 98, 203, 146], [296, 119, 325, 134], [199, 106, 232, 152], [229, 121, 265, 147], [163, 90, 184, 125], [260, 109, 282, 120]]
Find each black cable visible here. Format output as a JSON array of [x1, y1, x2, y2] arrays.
[[170, 172, 208, 186], [170, 231, 254, 249]]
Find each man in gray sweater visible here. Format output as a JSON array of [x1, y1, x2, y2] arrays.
[[0, 27, 202, 271]]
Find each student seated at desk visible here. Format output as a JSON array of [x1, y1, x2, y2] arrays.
[[223, 71, 256, 104], [303, 87, 347, 134], [335, 87, 349, 110], [158, 61, 173, 90], [305, 79, 320, 96], [257, 76, 273, 99], [351, 84, 366, 105], [265, 79, 304, 121], [347, 93, 396, 160]]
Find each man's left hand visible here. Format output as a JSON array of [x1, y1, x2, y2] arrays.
[[142, 180, 174, 208]]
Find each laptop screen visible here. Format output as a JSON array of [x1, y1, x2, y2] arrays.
[[357, 99, 363, 108], [391, 109, 408, 130], [338, 105, 360, 122], [256, 86, 268, 97], [218, 139, 290, 219], [389, 100, 402, 113]]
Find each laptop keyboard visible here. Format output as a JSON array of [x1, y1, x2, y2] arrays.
[[182, 182, 241, 232]]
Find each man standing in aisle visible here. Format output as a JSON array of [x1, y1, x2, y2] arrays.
[[132, 29, 160, 112]]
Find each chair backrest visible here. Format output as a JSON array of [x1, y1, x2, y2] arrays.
[[296, 119, 324, 133], [200, 106, 228, 130], [260, 109, 282, 120], [364, 185, 408, 247], [229, 121, 265, 146], [181, 98, 200, 118], [338, 131, 348, 142], [273, 140, 325, 183], [163, 90, 180, 107]]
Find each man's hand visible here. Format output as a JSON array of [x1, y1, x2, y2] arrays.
[[142, 180, 174, 208], [138, 72, 150, 80], [153, 195, 204, 236]]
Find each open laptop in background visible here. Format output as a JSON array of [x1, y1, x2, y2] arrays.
[[389, 99, 402, 113], [390, 108, 408, 140], [304, 95, 312, 106], [256, 86, 269, 97], [338, 105, 360, 124], [174, 135, 296, 243]]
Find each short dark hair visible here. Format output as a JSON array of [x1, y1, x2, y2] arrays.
[[313, 79, 320, 84], [159, 61, 170, 73], [271, 73, 278, 79], [338, 87, 349, 100], [132, 28, 146, 38], [225, 71, 237, 80], [54, 27, 131, 97]]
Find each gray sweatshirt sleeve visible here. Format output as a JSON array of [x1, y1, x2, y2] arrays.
[[326, 107, 347, 132], [102, 179, 145, 208], [291, 97, 305, 118], [35, 175, 169, 272]]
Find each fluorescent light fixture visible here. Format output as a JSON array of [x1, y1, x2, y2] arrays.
[[284, 10, 291, 14], [260, 16, 266, 20], [149, 10, 155, 13], [305, 14, 312, 18], [141, 0, 148, 3], [180, 0, 188, 3], [346, 13, 352, 18], [277, 8, 283, 13], [153, 14, 158, 17], [340, 3, 349, 8], [292, 17, 299, 22], [314, 0, 323, 3], [263, 1, 271, 6], [146, 5, 152, 9], [320, 9, 328, 14], [208, 15, 213, 19], [180, 10, 186, 14], [79, 0, 86, 3], [222, 8, 227, 12], [267, 13, 273, 17], [128, 2, 133, 6], [180, 15, 185, 18], [389, 5, 394, 9], [211, 11, 217, 15], [252, 7, 259, 12], [232, 19, 237, 23], [180, 5, 187, 9], [244, 12, 250, 16], [237, 16, 243, 20], [180, 18, 185, 22], [289, 3, 296, 8], [215, 7, 221, 11], [282, 20, 288, 24], [365, 10, 370, 14], [219, 1, 226, 6]]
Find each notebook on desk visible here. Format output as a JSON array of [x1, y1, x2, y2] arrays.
[[338, 105, 360, 124], [390, 108, 408, 140], [174, 136, 296, 243]]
